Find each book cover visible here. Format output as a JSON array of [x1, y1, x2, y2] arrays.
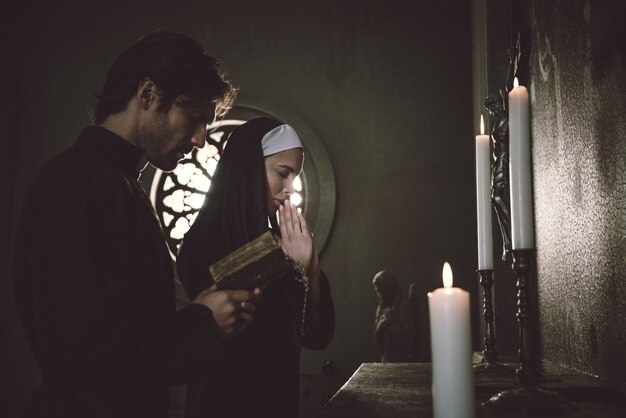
[[210, 231, 293, 290]]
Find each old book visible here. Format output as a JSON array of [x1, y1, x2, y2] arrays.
[[210, 231, 293, 290]]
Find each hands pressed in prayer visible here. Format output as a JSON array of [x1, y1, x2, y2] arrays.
[[278, 200, 322, 304], [278, 200, 314, 271], [192, 287, 262, 337]]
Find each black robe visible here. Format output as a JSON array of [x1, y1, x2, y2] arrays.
[[13, 127, 222, 418], [177, 117, 335, 418]]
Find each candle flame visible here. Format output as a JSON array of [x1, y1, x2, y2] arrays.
[[442, 262, 453, 288], [480, 115, 485, 135], [514, 77, 519, 88]]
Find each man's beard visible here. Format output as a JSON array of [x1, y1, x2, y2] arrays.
[[140, 114, 178, 172]]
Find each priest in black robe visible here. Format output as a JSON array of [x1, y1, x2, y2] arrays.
[[13, 31, 256, 418]]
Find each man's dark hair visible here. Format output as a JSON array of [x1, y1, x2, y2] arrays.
[[92, 31, 237, 124]]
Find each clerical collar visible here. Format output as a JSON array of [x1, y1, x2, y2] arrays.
[[76, 126, 144, 178]]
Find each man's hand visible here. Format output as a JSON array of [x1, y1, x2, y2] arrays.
[[192, 286, 262, 337]]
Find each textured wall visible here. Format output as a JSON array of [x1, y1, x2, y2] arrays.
[[529, 0, 626, 383]]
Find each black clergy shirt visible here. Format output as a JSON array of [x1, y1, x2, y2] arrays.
[[14, 126, 221, 418]]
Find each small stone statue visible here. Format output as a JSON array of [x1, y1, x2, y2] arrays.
[[372, 271, 415, 363]]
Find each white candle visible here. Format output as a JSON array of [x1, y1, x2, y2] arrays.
[[508, 77, 535, 249], [428, 262, 475, 418], [476, 115, 494, 269]]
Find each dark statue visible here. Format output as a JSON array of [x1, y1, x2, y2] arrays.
[[372, 270, 415, 362], [483, 44, 520, 260]]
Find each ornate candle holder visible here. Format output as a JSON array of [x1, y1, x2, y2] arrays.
[[483, 250, 572, 415], [473, 269, 515, 376]]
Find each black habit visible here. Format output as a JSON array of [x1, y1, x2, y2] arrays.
[[177, 117, 335, 418], [13, 127, 222, 418]]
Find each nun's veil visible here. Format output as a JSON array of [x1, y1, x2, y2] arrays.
[[177, 117, 283, 300]]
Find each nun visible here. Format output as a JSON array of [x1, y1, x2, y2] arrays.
[[177, 117, 335, 418]]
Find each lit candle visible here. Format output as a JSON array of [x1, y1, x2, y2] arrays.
[[508, 77, 535, 249], [428, 262, 475, 418], [476, 115, 494, 269]]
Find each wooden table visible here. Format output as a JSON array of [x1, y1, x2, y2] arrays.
[[316, 363, 625, 417]]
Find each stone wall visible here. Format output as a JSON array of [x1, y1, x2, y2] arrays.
[[529, 0, 626, 384]]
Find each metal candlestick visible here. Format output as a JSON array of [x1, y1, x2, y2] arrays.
[[478, 269, 498, 363], [483, 250, 572, 415], [474, 270, 515, 375], [512, 250, 538, 386]]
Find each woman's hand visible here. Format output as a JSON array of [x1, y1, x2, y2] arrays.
[[278, 200, 313, 271], [279, 201, 323, 305]]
